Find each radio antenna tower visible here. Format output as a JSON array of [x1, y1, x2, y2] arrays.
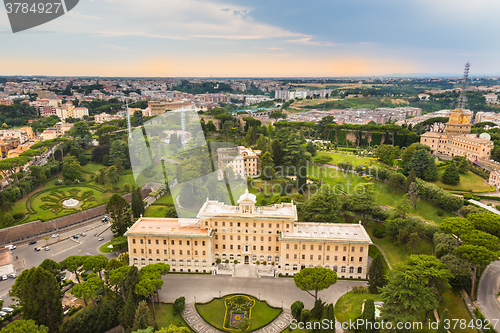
[[458, 63, 470, 110]]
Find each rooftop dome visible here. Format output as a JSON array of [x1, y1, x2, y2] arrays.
[[237, 188, 256, 204]]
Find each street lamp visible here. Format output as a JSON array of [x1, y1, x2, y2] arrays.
[[219, 291, 221, 298]]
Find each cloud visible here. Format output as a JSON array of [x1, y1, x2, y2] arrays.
[[227, 52, 291, 57], [99, 44, 135, 52], [252, 47, 284, 50], [285, 37, 337, 46]]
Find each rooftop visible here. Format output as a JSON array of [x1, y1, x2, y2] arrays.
[[282, 223, 372, 243], [198, 199, 297, 220], [125, 217, 211, 236]]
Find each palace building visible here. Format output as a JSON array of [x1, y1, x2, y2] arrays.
[[420, 109, 494, 161], [125, 190, 372, 279]]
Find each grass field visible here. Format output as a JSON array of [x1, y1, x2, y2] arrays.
[[438, 290, 477, 333], [364, 220, 434, 266], [433, 170, 491, 192], [154, 303, 191, 330], [315, 152, 384, 168], [196, 295, 282, 332], [334, 291, 383, 323], [372, 181, 455, 224], [145, 205, 169, 217]]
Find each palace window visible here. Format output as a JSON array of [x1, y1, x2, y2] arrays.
[[349, 267, 354, 273], [358, 267, 362, 274]]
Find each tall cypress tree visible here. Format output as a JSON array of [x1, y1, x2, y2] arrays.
[[406, 168, 416, 192], [442, 163, 460, 185], [360, 299, 377, 333], [131, 186, 144, 219], [327, 303, 335, 333], [422, 155, 439, 181], [367, 253, 388, 294], [437, 309, 448, 333], [120, 289, 138, 333], [296, 159, 307, 196]]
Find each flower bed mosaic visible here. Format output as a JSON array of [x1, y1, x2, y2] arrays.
[[223, 295, 255, 331]]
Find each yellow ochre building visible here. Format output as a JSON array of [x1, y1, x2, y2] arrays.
[[125, 190, 372, 279]]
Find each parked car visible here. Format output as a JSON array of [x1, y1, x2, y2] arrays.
[[34, 247, 41, 251], [2, 308, 14, 313], [4, 245, 16, 250], [80, 232, 86, 237], [29, 240, 37, 245], [0, 311, 6, 317], [45, 247, 50, 251], [8, 274, 17, 279], [51, 234, 59, 238], [2, 275, 7, 281], [102, 216, 109, 222], [98, 237, 104, 241], [73, 235, 79, 239]]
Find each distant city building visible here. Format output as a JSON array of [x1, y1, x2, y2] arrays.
[[484, 93, 498, 104], [217, 146, 261, 179], [94, 112, 124, 123], [148, 100, 194, 116]]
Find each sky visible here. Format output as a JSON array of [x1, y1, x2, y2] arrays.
[[1, 0, 500, 77]]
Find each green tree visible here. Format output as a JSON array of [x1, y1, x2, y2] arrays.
[[69, 121, 90, 138], [71, 273, 104, 308], [405, 168, 416, 192], [440, 254, 472, 290], [260, 151, 274, 181], [107, 165, 119, 185], [461, 230, 500, 251], [120, 289, 138, 332], [62, 156, 82, 181], [39, 258, 65, 287], [406, 149, 429, 178], [310, 299, 325, 320], [408, 182, 418, 210], [60, 255, 84, 283], [131, 186, 145, 219], [132, 301, 153, 332], [106, 265, 130, 302], [173, 296, 186, 315], [387, 172, 406, 192], [155, 325, 190, 333], [312, 155, 332, 187], [271, 139, 284, 166], [165, 206, 178, 218], [135, 274, 163, 321], [296, 159, 307, 196], [437, 309, 448, 333], [11, 267, 63, 333], [442, 163, 460, 185], [380, 255, 452, 326], [452, 155, 471, 174], [98, 169, 106, 185], [367, 253, 387, 294], [293, 267, 338, 302], [439, 217, 474, 245], [109, 140, 130, 169], [374, 144, 398, 166], [359, 299, 377, 333], [114, 158, 124, 175], [306, 141, 317, 157], [422, 156, 438, 181], [0, 319, 48, 333], [302, 187, 342, 223], [83, 254, 109, 279], [291, 301, 304, 319], [456, 244, 498, 299], [106, 194, 132, 236]]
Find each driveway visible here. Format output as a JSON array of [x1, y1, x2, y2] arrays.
[[159, 274, 366, 309], [478, 260, 500, 324]]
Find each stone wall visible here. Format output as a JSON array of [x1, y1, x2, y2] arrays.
[[0, 188, 151, 246]]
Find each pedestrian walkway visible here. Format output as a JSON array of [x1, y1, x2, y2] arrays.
[[182, 303, 293, 333], [468, 199, 500, 215]]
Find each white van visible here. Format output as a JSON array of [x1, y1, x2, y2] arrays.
[[4, 245, 16, 251]]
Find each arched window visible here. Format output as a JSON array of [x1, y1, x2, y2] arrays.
[[357, 267, 362, 274]]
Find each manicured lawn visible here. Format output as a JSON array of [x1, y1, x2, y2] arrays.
[[145, 205, 169, 218], [372, 180, 455, 224], [438, 289, 477, 333], [154, 194, 174, 205], [307, 164, 366, 195], [316, 152, 384, 168], [334, 291, 383, 323], [98, 240, 126, 253], [433, 170, 491, 192], [364, 220, 434, 266], [154, 303, 191, 330], [196, 294, 282, 332]]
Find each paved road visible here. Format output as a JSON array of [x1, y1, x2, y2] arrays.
[[159, 274, 367, 309], [478, 260, 500, 324], [0, 219, 117, 306]]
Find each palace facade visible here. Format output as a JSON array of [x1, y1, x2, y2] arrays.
[[125, 190, 372, 279], [420, 109, 494, 161]]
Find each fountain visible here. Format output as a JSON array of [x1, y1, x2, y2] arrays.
[[62, 198, 79, 208]]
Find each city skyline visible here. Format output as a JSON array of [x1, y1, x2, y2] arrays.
[[1, 0, 500, 77]]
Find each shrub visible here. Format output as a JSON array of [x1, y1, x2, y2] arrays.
[[373, 226, 386, 239], [300, 309, 310, 323], [56, 179, 63, 185], [216, 258, 221, 264], [123, 184, 130, 192], [225, 259, 229, 264], [113, 185, 120, 191], [233, 260, 238, 264], [437, 210, 444, 216], [13, 212, 24, 220], [64, 180, 72, 185], [496, 205, 500, 211], [262, 261, 267, 265], [173, 296, 186, 315], [351, 286, 369, 294], [291, 301, 304, 319], [79, 177, 86, 183], [256, 261, 260, 265], [488, 203, 492, 206]]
